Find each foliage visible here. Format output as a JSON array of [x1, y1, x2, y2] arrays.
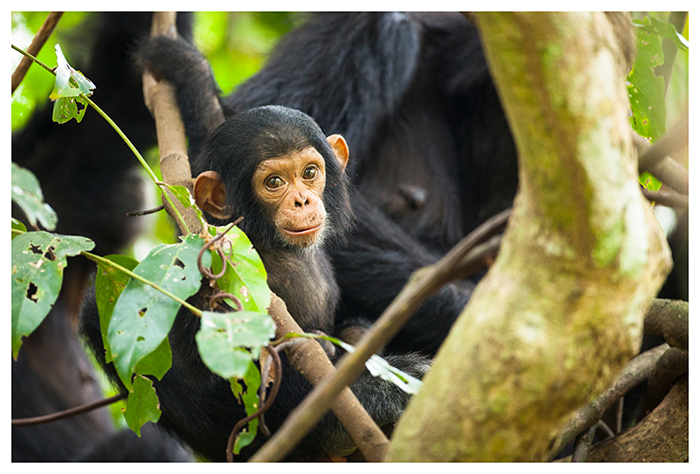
[[626, 13, 689, 191], [11, 230, 94, 359], [12, 163, 58, 230]]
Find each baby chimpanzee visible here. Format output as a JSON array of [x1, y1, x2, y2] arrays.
[[81, 106, 429, 461]]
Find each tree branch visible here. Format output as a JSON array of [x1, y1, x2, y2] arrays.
[[142, 12, 201, 235], [546, 344, 668, 460], [636, 115, 689, 195], [250, 211, 506, 462], [11, 12, 63, 94], [261, 294, 389, 462]]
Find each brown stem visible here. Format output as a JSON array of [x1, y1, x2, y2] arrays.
[[637, 116, 689, 195], [252, 295, 390, 462], [546, 344, 668, 460], [12, 393, 126, 427], [143, 12, 202, 235], [641, 187, 688, 209], [643, 298, 688, 350], [11, 12, 63, 94]]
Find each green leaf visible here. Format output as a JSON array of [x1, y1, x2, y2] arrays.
[[12, 163, 58, 231], [50, 44, 95, 124], [108, 234, 209, 388], [233, 360, 262, 454], [649, 17, 689, 52], [123, 375, 162, 436], [11, 231, 94, 358], [50, 44, 95, 98], [196, 311, 276, 379], [639, 171, 663, 192], [95, 254, 139, 363], [134, 336, 172, 381], [291, 332, 424, 395], [213, 225, 271, 313], [11, 218, 27, 238], [627, 17, 667, 141]]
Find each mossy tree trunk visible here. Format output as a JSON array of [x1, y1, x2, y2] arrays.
[[385, 12, 672, 462]]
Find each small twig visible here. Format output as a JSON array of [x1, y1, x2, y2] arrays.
[[11, 12, 63, 94], [546, 344, 668, 461], [641, 187, 688, 209], [635, 347, 688, 420], [12, 393, 126, 427], [596, 419, 615, 439], [636, 116, 689, 196], [126, 205, 165, 217], [226, 345, 282, 462], [197, 220, 240, 280], [209, 292, 243, 312], [571, 425, 595, 462]]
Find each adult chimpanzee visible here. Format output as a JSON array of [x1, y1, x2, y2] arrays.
[[138, 12, 504, 356], [80, 105, 431, 462]]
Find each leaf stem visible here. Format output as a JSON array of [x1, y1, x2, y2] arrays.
[[10, 43, 189, 233], [81, 251, 202, 317]]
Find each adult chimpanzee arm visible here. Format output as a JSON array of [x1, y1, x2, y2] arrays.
[[225, 12, 422, 176], [137, 35, 224, 157], [330, 193, 476, 356]]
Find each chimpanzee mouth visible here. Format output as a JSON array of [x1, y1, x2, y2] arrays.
[[282, 225, 322, 236]]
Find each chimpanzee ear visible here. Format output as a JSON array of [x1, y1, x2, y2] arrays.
[[326, 134, 349, 172], [193, 171, 232, 220]]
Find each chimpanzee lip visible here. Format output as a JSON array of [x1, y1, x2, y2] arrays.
[[282, 225, 322, 236]]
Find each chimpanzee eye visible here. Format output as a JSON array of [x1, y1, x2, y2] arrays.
[[303, 166, 318, 180], [266, 176, 285, 189]]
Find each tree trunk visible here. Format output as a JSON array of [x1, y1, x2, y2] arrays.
[[385, 12, 671, 462]]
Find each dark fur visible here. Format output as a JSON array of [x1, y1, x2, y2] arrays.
[[80, 106, 430, 461], [137, 13, 515, 356]]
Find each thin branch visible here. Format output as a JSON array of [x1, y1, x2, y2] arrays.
[[142, 12, 208, 235], [571, 425, 595, 462], [11, 12, 63, 94], [126, 205, 165, 217], [259, 294, 390, 462], [12, 393, 125, 427], [641, 187, 688, 209], [546, 344, 668, 461], [637, 115, 689, 194], [643, 298, 688, 350], [250, 211, 508, 462]]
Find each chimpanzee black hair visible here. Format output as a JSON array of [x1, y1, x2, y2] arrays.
[[193, 105, 352, 250]]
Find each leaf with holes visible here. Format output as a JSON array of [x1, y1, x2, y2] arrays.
[[233, 360, 262, 455], [95, 254, 139, 363], [196, 311, 276, 380], [123, 375, 162, 437], [12, 163, 58, 231], [50, 44, 95, 124], [108, 234, 209, 388], [212, 225, 271, 313], [11, 231, 94, 359], [628, 17, 667, 141]]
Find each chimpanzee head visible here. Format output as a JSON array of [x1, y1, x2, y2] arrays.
[[192, 106, 352, 251]]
